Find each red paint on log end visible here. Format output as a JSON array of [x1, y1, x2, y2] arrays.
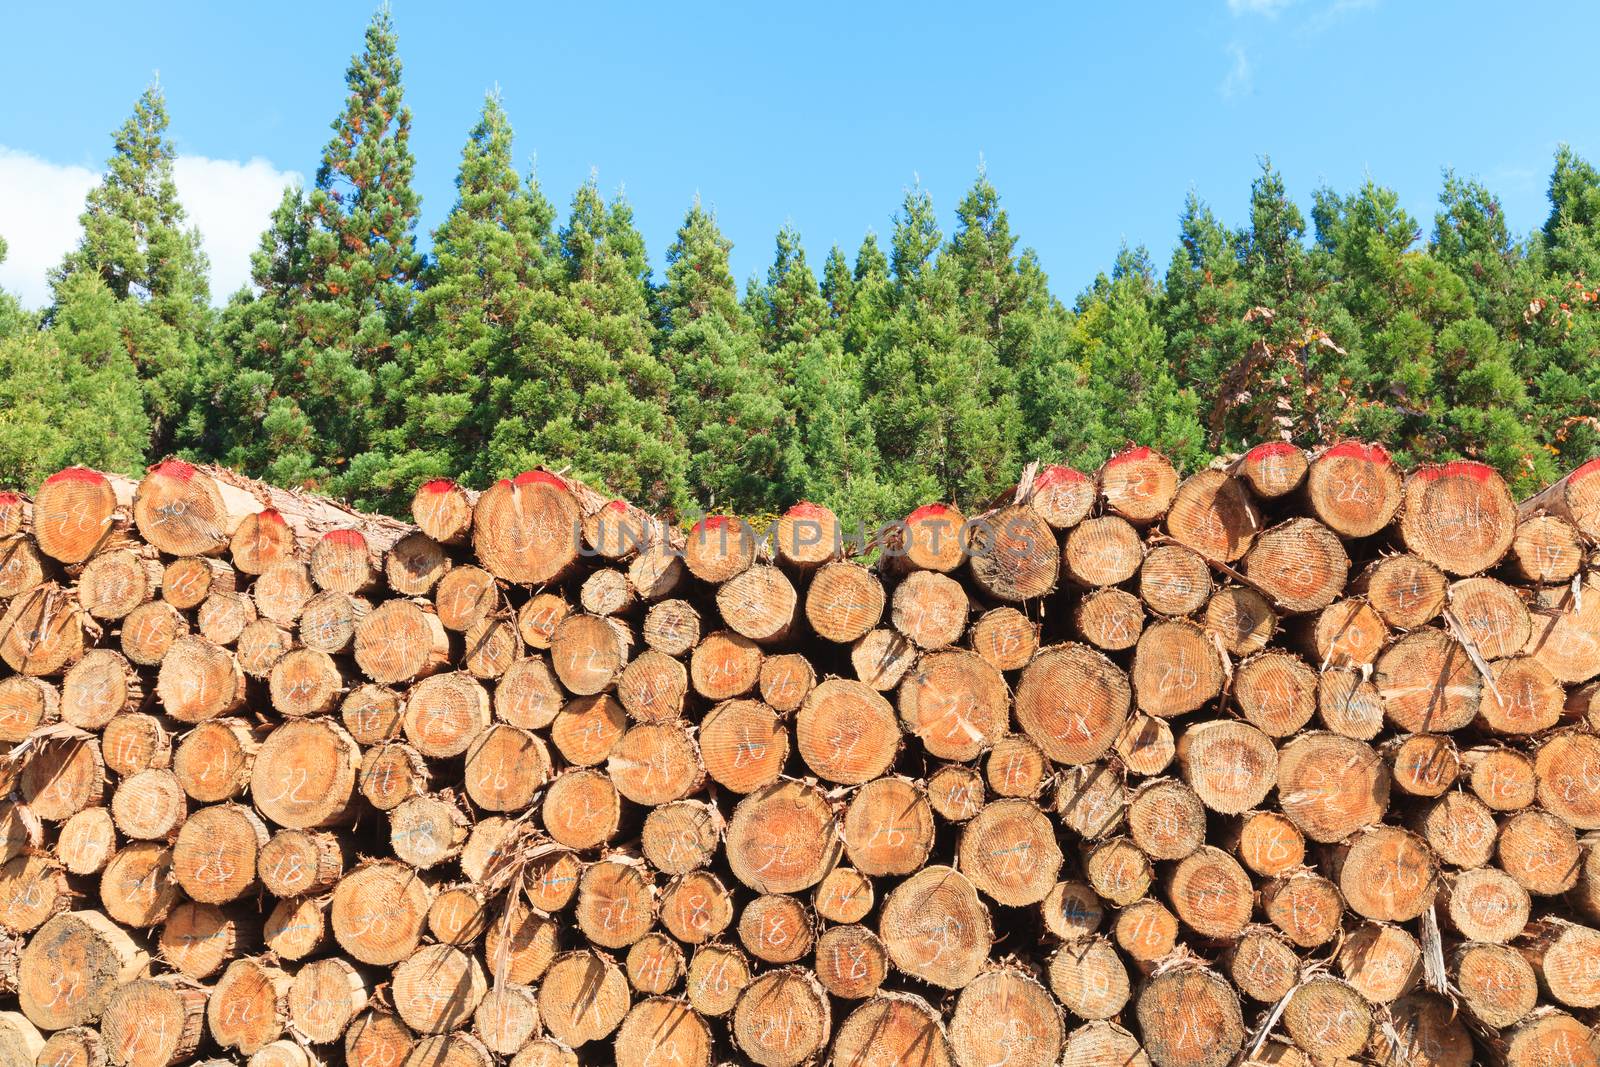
[[1247, 442, 1300, 460], [510, 470, 566, 490], [257, 508, 286, 526], [696, 515, 735, 532], [1413, 460, 1496, 484], [602, 499, 629, 513], [1324, 441, 1391, 466], [419, 478, 458, 495], [785, 501, 830, 519], [323, 529, 367, 548], [1104, 445, 1155, 467], [907, 503, 955, 524], [1571, 457, 1600, 484], [44, 466, 107, 486], [1035, 464, 1088, 488]]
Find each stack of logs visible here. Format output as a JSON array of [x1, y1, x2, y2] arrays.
[[1, 443, 1600, 1067]]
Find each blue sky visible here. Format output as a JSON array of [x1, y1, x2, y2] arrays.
[[1, 0, 1596, 306]]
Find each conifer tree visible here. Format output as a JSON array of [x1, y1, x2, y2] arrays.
[[1432, 172, 1529, 334], [1522, 147, 1600, 469], [944, 171, 1062, 372], [660, 202, 791, 513], [49, 82, 210, 454], [1024, 248, 1205, 472], [488, 179, 688, 512], [1160, 192, 1252, 403], [350, 93, 552, 499], [1, 274, 149, 484], [860, 187, 1020, 511], [0, 238, 28, 339], [820, 246, 855, 321], [747, 227, 886, 525], [187, 10, 421, 502]]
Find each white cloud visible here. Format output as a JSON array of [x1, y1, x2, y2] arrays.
[[1220, 43, 1253, 99], [0, 145, 299, 309], [173, 155, 302, 299], [1228, 0, 1293, 15], [0, 148, 97, 308]]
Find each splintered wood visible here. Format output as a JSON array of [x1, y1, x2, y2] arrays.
[[2, 445, 1600, 1067]]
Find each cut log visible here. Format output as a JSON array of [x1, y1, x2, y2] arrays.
[[387, 531, 451, 597], [851, 630, 915, 687], [949, 968, 1062, 1067], [17, 910, 148, 1030], [684, 515, 757, 584], [1074, 587, 1145, 651], [1306, 441, 1403, 538], [774, 501, 841, 570], [1014, 643, 1130, 764], [1242, 518, 1350, 612], [1064, 516, 1144, 587], [804, 562, 884, 643], [717, 565, 797, 643], [473, 472, 581, 585], [1131, 619, 1224, 717], [537, 950, 630, 1048], [796, 678, 900, 784], [1275, 732, 1389, 843], [879, 865, 991, 988], [1100, 447, 1178, 525], [99, 976, 208, 1067], [1519, 456, 1600, 540], [1203, 585, 1276, 655], [0, 534, 46, 599], [251, 718, 359, 829], [1454, 941, 1538, 1028], [170, 802, 268, 904], [156, 635, 245, 722], [814, 924, 888, 1000], [700, 698, 788, 794], [34, 467, 120, 564], [1497, 809, 1581, 895], [1139, 544, 1213, 617], [1166, 469, 1260, 562], [967, 504, 1059, 602], [0, 584, 87, 676], [1114, 897, 1179, 969], [1233, 651, 1316, 736], [1399, 461, 1517, 575], [229, 508, 295, 576], [898, 649, 1008, 762], [641, 597, 699, 656], [724, 780, 841, 894], [1231, 442, 1307, 499], [1282, 977, 1372, 1062], [1506, 513, 1583, 583], [77, 547, 160, 620], [354, 599, 451, 685], [1133, 966, 1243, 1067], [989, 732, 1050, 794]]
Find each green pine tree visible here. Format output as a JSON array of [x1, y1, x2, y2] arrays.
[[1159, 192, 1252, 410], [860, 186, 1020, 511], [488, 179, 688, 513], [187, 10, 421, 503], [1522, 148, 1600, 470], [49, 81, 210, 455], [660, 202, 792, 513], [0, 237, 29, 339], [351, 93, 554, 500], [0, 274, 149, 485], [1026, 247, 1206, 472], [748, 226, 886, 525]]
